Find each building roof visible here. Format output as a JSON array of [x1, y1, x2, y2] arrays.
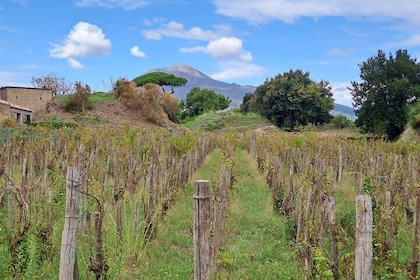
[[0, 99, 33, 112], [0, 86, 52, 91]]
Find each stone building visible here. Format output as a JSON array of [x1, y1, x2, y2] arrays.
[[0, 86, 52, 124], [0, 100, 33, 124]]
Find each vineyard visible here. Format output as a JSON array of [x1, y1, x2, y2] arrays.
[[0, 125, 419, 279]]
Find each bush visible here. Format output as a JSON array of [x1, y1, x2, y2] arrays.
[[36, 117, 78, 129], [1, 118, 17, 128], [160, 93, 180, 123], [63, 81, 92, 113], [331, 114, 354, 129], [114, 79, 180, 126], [408, 99, 420, 131]]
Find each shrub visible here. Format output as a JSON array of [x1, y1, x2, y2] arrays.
[[63, 81, 92, 113], [408, 99, 420, 131], [331, 114, 354, 129], [160, 93, 180, 123], [1, 118, 17, 128]]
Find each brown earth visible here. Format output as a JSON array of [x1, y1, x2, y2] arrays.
[[34, 100, 173, 128]]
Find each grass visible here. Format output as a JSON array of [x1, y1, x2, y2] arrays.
[[129, 147, 304, 279], [181, 109, 275, 132], [53, 92, 117, 103], [134, 148, 224, 279], [214, 149, 304, 279], [130, 147, 304, 279]]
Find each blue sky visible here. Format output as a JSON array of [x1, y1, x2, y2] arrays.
[[1, 0, 420, 106]]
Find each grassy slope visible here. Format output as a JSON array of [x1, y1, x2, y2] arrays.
[[181, 110, 277, 133]]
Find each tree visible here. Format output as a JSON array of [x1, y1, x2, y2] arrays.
[[31, 73, 74, 96], [349, 49, 420, 140], [180, 87, 231, 119], [244, 69, 334, 131], [132, 72, 187, 93]]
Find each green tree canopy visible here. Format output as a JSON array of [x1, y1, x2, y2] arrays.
[[349, 49, 420, 140], [180, 87, 231, 119], [242, 69, 334, 131], [132, 72, 187, 93]]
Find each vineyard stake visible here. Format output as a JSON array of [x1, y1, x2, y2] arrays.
[[59, 166, 81, 280], [194, 180, 211, 280], [355, 195, 372, 280]]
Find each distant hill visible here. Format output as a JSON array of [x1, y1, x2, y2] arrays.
[[143, 64, 356, 119], [332, 103, 356, 120]]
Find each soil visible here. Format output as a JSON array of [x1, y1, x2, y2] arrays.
[[35, 100, 170, 128]]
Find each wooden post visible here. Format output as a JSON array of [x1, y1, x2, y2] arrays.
[[407, 189, 420, 279], [211, 202, 225, 274], [355, 195, 372, 280], [337, 145, 343, 182], [194, 180, 211, 280], [250, 131, 256, 158], [385, 191, 393, 252], [59, 166, 81, 280], [325, 197, 339, 280]]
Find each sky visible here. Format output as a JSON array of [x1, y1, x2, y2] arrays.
[[2, 0, 420, 107]]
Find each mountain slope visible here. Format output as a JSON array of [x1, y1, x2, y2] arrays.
[[146, 64, 256, 107]]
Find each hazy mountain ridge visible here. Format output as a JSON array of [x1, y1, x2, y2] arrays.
[[144, 64, 355, 119]]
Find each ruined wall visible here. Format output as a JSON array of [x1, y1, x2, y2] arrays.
[[0, 102, 12, 122], [0, 87, 52, 112]]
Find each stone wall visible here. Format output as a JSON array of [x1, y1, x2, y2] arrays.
[[0, 102, 12, 122], [0, 87, 53, 112]]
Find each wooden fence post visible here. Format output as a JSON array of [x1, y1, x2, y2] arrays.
[[194, 180, 211, 280], [59, 166, 81, 280], [355, 195, 372, 280], [407, 189, 420, 279]]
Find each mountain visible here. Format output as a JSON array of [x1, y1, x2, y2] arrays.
[[144, 64, 356, 119], [145, 64, 256, 107], [332, 103, 356, 120]]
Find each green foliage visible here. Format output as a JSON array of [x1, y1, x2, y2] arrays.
[[331, 114, 355, 129], [180, 87, 231, 119], [244, 69, 334, 131], [313, 248, 334, 279], [0, 118, 17, 129], [408, 98, 420, 131], [89, 91, 117, 103], [350, 49, 420, 140], [63, 81, 93, 113], [36, 117, 78, 129], [132, 72, 187, 89]]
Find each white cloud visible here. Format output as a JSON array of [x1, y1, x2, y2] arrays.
[[328, 47, 354, 57], [142, 20, 219, 41], [74, 0, 149, 10], [212, 0, 420, 26], [210, 61, 265, 80], [397, 34, 420, 46], [330, 82, 353, 107], [50, 22, 111, 59], [130, 46, 146, 57], [181, 37, 252, 61], [142, 31, 162, 40], [67, 58, 84, 69]]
